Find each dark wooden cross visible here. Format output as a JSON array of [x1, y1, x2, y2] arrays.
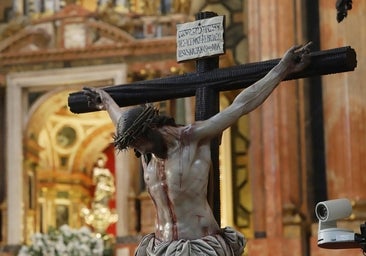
[[68, 12, 357, 224]]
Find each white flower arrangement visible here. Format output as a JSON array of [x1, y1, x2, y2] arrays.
[[18, 225, 104, 256]]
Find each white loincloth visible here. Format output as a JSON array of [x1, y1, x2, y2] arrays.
[[135, 227, 246, 256]]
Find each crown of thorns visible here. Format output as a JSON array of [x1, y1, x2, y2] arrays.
[[114, 104, 160, 151]]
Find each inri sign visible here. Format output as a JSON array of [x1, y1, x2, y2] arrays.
[[176, 15, 225, 62]]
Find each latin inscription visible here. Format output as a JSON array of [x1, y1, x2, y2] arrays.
[[176, 16, 225, 62]]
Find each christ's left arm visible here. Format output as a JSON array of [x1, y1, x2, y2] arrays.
[[190, 42, 311, 141]]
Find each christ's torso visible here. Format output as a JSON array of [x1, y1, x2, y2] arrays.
[[142, 126, 220, 241]]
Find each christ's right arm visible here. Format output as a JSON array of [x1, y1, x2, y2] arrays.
[[83, 87, 123, 126]]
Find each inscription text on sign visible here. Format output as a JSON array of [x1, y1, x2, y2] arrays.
[[176, 15, 225, 62]]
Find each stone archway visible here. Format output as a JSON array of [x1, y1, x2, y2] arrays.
[[6, 63, 127, 244], [25, 88, 115, 239]]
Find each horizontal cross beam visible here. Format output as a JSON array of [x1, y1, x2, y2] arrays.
[[68, 46, 357, 114]]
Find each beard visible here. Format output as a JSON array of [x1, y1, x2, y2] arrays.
[[146, 129, 168, 159]]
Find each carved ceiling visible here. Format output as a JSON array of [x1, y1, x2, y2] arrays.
[[0, 4, 186, 67]]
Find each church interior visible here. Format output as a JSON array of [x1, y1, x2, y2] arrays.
[[1, 0, 366, 255]]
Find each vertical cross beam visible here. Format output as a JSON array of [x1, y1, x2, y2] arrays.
[[194, 11, 221, 224]]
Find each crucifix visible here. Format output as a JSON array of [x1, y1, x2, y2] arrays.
[[68, 11, 357, 229]]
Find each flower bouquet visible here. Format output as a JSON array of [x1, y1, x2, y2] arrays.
[[18, 225, 104, 256]]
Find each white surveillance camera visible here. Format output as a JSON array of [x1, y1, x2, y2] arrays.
[[315, 198, 359, 249], [315, 198, 352, 223]]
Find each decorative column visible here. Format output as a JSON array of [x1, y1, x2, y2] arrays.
[[309, 2, 366, 256], [0, 87, 5, 242], [115, 151, 134, 236], [13, 0, 24, 15], [6, 77, 24, 244], [317, 2, 366, 250], [246, 0, 309, 255], [319, 0, 366, 204]]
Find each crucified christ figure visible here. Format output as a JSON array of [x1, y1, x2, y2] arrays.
[[83, 42, 311, 256]]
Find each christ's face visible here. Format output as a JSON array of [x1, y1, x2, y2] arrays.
[[131, 128, 168, 159], [132, 137, 154, 154]]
